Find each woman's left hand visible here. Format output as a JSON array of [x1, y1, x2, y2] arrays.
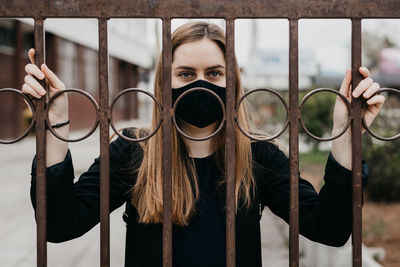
[[332, 66, 385, 135]]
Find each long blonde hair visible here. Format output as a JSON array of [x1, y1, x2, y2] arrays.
[[130, 21, 256, 226]]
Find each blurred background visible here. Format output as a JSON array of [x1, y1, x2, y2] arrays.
[[0, 18, 399, 266]]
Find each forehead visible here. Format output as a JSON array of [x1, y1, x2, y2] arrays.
[[172, 38, 225, 67]]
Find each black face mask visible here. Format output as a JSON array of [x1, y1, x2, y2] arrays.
[[172, 80, 226, 128]]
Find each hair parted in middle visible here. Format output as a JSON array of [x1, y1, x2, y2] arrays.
[[129, 21, 258, 227]]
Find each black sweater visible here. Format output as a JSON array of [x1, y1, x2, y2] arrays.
[[30, 128, 368, 267]]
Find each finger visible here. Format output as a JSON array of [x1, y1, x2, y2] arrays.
[[22, 83, 42, 99], [28, 48, 36, 65], [352, 77, 373, 98], [359, 66, 370, 78], [363, 82, 380, 99], [339, 69, 352, 98], [24, 74, 46, 95], [25, 63, 45, 80], [366, 95, 385, 106], [41, 64, 65, 90]]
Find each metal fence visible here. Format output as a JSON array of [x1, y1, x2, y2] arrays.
[[1, 1, 400, 267]]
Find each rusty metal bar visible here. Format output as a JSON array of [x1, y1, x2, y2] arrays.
[[98, 18, 110, 267], [289, 18, 299, 267], [0, 0, 399, 19], [225, 19, 236, 267], [34, 17, 47, 267], [351, 18, 363, 267], [161, 18, 173, 267]]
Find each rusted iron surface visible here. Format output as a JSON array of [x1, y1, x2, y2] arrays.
[[46, 88, 99, 142], [0, 0, 399, 18], [299, 88, 352, 141], [288, 19, 300, 267], [225, 19, 236, 267], [33, 18, 47, 267], [235, 88, 289, 141], [98, 18, 110, 267], [351, 18, 363, 267], [0, 89, 36, 144], [110, 88, 163, 142], [161, 18, 173, 267]]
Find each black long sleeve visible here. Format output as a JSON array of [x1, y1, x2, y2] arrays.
[[254, 141, 368, 247], [30, 130, 140, 243]]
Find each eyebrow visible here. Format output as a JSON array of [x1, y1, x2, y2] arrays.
[[175, 65, 225, 71]]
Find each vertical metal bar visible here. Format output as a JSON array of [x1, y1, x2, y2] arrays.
[[351, 18, 363, 267], [288, 18, 299, 267], [34, 17, 47, 267], [98, 18, 110, 267], [225, 18, 236, 267], [161, 18, 173, 267]]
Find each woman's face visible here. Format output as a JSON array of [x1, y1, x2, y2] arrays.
[[171, 38, 226, 89]]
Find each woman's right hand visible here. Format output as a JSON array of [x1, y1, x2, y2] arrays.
[[22, 48, 69, 124]]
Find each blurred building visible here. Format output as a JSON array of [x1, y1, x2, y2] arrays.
[[0, 18, 157, 139], [239, 20, 318, 91], [240, 20, 400, 92], [242, 48, 318, 91]]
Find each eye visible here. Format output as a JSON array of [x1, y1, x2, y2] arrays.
[[178, 71, 195, 79], [207, 70, 223, 78]]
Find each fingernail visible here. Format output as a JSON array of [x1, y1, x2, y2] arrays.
[[40, 90, 46, 95]]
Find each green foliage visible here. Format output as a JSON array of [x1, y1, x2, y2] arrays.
[[299, 91, 336, 149], [299, 149, 330, 169], [362, 216, 385, 239], [363, 136, 400, 202]]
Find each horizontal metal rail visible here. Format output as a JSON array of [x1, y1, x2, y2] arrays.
[[0, 0, 399, 18]]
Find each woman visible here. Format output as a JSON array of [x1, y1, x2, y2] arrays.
[[25, 22, 384, 267]]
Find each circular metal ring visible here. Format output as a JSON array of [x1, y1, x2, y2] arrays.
[[110, 88, 162, 142], [46, 88, 99, 142], [362, 87, 400, 141], [299, 88, 351, 141], [235, 88, 289, 141], [0, 88, 36, 144], [172, 87, 226, 141]]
